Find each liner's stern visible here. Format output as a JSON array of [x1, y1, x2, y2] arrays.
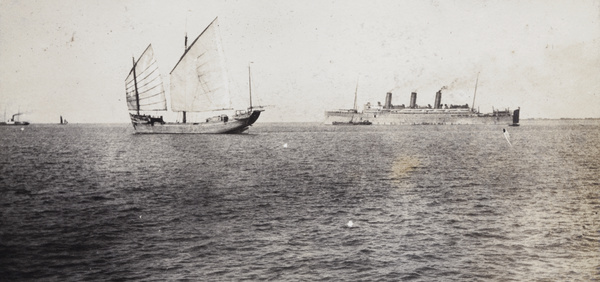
[[510, 107, 520, 126]]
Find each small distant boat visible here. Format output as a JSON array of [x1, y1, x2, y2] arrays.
[[331, 78, 371, 126], [60, 115, 68, 125], [332, 120, 372, 125], [0, 113, 29, 126]]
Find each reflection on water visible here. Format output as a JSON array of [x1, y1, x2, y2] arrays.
[[391, 155, 421, 181]]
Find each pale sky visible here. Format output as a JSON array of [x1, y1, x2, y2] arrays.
[[1, 0, 599, 123]]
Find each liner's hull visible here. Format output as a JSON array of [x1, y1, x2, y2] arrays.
[[131, 110, 262, 134], [324, 110, 514, 125]]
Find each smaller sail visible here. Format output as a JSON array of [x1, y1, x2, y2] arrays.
[[125, 44, 167, 112]]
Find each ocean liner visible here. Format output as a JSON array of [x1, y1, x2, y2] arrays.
[[325, 89, 519, 126], [125, 17, 263, 134]]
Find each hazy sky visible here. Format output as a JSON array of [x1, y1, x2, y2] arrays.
[[1, 0, 599, 123]]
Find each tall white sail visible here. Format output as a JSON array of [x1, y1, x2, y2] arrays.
[[170, 17, 231, 112], [125, 44, 167, 111]]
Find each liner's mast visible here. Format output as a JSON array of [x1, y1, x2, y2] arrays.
[[472, 72, 480, 113], [353, 77, 359, 111]]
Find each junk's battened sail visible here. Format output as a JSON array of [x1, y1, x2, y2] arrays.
[[125, 45, 167, 112]]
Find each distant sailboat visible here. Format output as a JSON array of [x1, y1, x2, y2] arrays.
[[125, 17, 263, 134], [60, 116, 68, 125]]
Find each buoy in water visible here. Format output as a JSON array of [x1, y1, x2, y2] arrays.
[[503, 128, 512, 147]]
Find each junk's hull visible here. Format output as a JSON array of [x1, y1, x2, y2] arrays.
[[324, 109, 515, 125], [130, 110, 262, 134]]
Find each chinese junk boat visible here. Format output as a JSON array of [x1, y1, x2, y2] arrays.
[[125, 17, 263, 134]]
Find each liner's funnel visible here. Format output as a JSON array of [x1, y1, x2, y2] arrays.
[[385, 92, 392, 109], [410, 92, 417, 108], [434, 90, 442, 109]]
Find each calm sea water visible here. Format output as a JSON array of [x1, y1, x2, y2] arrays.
[[1, 121, 598, 281]]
